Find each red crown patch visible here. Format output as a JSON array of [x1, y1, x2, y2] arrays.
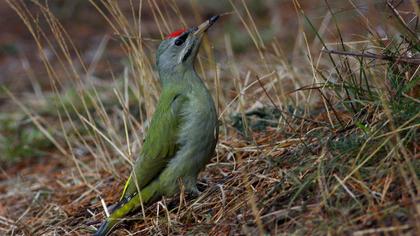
[[165, 29, 186, 39]]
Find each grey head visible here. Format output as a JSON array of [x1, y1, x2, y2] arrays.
[[156, 15, 219, 82]]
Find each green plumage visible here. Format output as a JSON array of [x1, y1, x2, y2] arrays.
[[123, 86, 187, 197], [94, 17, 219, 236]]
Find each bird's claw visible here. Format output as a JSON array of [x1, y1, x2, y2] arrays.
[[186, 186, 202, 198]]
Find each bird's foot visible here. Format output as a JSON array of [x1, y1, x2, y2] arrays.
[[185, 185, 202, 198]]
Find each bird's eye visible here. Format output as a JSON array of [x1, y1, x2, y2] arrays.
[[174, 32, 189, 46], [175, 38, 184, 46]]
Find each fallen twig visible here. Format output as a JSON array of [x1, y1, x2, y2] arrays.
[[322, 49, 420, 65]]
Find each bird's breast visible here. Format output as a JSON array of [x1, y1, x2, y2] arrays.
[[179, 88, 218, 145]]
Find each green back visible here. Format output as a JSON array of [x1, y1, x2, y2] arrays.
[[121, 84, 189, 198]]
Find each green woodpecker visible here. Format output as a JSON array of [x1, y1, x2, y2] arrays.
[[94, 16, 219, 236]]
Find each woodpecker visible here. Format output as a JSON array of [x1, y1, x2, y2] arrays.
[[94, 15, 220, 236]]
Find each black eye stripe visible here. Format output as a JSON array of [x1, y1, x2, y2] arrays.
[[174, 32, 189, 46], [182, 46, 193, 62]]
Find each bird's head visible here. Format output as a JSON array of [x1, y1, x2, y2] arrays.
[[156, 15, 219, 78]]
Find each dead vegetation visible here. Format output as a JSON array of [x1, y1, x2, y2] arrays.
[[0, 0, 419, 235]]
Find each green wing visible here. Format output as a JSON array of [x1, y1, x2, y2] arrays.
[[120, 88, 188, 199]]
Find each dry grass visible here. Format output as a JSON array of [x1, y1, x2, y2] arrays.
[[0, 0, 419, 235]]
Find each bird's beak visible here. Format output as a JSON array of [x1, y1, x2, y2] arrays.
[[193, 15, 219, 37], [179, 15, 219, 64]]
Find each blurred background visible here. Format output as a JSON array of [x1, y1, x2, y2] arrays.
[[0, 0, 415, 93]]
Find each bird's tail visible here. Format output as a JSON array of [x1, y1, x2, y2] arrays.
[[93, 181, 159, 236]]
